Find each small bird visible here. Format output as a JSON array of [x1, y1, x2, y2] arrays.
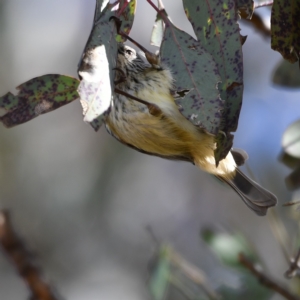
[[105, 44, 277, 216]]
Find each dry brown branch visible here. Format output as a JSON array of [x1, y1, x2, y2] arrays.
[[239, 253, 300, 300], [0, 210, 63, 300]]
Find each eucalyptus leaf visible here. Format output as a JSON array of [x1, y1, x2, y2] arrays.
[[218, 275, 273, 300], [0, 74, 79, 128], [149, 246, 171, 300], [160, 20, 223, 135], [78, 45, 112, 123], [285, 167, 300, 190], [271, 0, 300, 63], [201, 228, 258, 268], [150, 0, 167, 47], [117, 0, 136, 41], [151, 12, 165, 47], [272, 59, 300, 88], [282, 119, 300, 158], [279, 151, 300, 169], [182, 0, 244, 162], [202, 228, 272, 299], [77, 0, 136, 131]]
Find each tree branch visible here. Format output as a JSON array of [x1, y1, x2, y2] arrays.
[[238, 253, 300, 300], [0, 210, 63, 300]]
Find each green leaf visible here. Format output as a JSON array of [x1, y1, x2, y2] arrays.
[[202, 228, 273, 300], [149, 246, 171, 300], [117, 0, 136, 39], [201, 228, 258, 268], [182, 0, 244, 163], [285, 167, 300, 190], [77, 1, 117, 129], [0, 74, 79, 128], [159, 18, 224, 135], [215, 132, 234, 167], [282, 119, 300, 158], [77, 0, 136, 131], [271, 0, 300, 63], [218, 275, 273, 300], [279, 151, 300, 169], [149, 244, 219, 300], [272, 59, 300, 88]]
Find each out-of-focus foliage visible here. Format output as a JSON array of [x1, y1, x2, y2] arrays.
[[282, 120, 300, 159], [149, 228, 279, 300], [201, 228, 273, 299], [273, 59, 300, 88], [148, 244, 219, 300], [201, 228, 259, 267], [281, 120, 300, 190]]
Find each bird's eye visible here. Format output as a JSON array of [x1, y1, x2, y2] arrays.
[[125, 49, 132, 55]]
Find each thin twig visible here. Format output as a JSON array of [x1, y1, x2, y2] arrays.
[[168, 246, 220, 300], [268, 209, 291, 264], [146, 0, 169, 24], [239, 253, 300, 300], [0, 210, 63, 300], [283, 200, 300, 207], [116, 0, 130, 18]]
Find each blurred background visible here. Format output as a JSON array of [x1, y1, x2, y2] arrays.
[[0, 0, 299, 299]]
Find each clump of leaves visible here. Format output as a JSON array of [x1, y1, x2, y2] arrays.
[[0, 0, 245, 165], [1, 0, 299, 166]]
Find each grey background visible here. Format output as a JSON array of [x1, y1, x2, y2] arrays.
[[0, 1, 297, 299]]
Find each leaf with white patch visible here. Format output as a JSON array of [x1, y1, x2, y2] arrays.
[[78, 0, 136, 131], [78, 45, 112, 123]]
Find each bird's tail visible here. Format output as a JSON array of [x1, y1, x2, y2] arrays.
[[220, 169, 277, 216]]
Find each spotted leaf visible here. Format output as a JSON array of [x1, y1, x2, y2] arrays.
[[271, 0, 300, 63], [0, 74, 79, 128], [160, 20, 223, 135], [183, 0, 244, 164]]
